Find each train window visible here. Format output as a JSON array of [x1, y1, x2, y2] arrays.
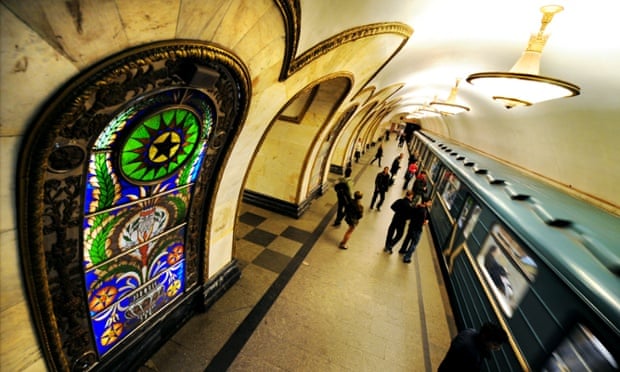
[[457, 197, 473, 228], [413, 140, 423, 156], [439, 170, 460, 210], [477, 224, 538, 317], [429, 156, 441, 183], [457, 197, 482, 239], [543, 324, 618, 372]]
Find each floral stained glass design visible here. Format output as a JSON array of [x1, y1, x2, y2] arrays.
[[120, 109, 201, 183], [83, 88, 214, 356]]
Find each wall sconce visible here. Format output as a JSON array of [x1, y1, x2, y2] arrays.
[[466, 5, 580, 109], [429, 79, 471, 115]]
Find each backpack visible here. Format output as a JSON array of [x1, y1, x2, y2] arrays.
[[345, 202, 363, 224]]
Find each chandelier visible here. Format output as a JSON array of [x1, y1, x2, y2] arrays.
[[429, 79, 470, 115], [466, 5, 580, 109]]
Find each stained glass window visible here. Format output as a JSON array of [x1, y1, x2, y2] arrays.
[[83, 88, 213, 356]]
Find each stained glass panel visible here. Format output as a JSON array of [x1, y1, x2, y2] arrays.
[[83, 88, 214, 356]]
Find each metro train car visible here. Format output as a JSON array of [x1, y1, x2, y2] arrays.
[[409, 131, 620, 371]]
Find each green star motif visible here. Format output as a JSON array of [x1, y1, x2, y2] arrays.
[[120, 108, 200, 183]]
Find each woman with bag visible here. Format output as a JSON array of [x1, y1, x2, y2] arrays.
[[339, 191, 364, 249]]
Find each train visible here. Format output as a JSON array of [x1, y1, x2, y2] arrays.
[[408, 131, 619, 371]]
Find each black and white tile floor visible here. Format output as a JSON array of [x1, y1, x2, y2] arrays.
[[141, 140, 455, 372]]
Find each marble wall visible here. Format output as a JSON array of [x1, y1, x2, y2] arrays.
[[0, 2, 411, 369]]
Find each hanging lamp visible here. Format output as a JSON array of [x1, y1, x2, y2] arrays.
[[429, 79, 471, 115], [466, 5, 580, 109]]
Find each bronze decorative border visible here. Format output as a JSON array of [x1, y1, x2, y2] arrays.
[[275, 0, 412, 81], [17, 40, 250, 371], [288, 22, 412, 78]]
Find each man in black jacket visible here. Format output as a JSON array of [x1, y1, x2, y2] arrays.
[[369, 167, 390, 211], [399, 196, 432, 263], [438, 322, 508, 372], [383, 190, 414, 253]]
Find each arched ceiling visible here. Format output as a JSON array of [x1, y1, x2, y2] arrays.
[[299, 0, 620, 114]]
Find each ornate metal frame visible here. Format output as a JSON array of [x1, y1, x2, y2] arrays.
[[17, 40, 250, 371]]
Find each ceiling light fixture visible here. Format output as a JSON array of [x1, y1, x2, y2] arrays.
[[466, 5, 580, 109], [429, 79, 471, 115], [415, 106, 442, 117]]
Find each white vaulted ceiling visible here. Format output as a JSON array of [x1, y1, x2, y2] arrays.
[[296, 0, 620, 210], [299, 0, 620, 112]]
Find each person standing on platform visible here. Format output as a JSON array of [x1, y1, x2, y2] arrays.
[[402, 160, 418, 190], [369, 144, 383, 166], [389, 153, 403, 184], [409, 150, 419, 165], [438, 322, 508, 372], [383, 190, 414, 254], [333, 167, 353, 227], [398, 196, 432, 263], [398, 131, 406, 148], [412, 170, 428, 204], [354, 139, 362, 163], [369, 167, 390, 211], [339, 191, 364, 250]]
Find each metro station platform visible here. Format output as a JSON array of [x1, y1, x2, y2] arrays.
[[140, 139, 456, 372]]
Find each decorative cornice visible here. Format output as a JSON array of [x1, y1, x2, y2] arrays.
[[281, 20, 412, 79]]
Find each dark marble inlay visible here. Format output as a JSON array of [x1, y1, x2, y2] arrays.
[[243, 228, 277, 247], [252, 249, 291, 273], [239, 212, 267, 226], [280, 226, 311, 243]]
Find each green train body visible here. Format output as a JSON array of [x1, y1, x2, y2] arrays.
[[410, 132, 619, 371]]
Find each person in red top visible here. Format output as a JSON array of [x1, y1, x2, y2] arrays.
[[402, 160, 418, 190], [412, 170, 428, 204]]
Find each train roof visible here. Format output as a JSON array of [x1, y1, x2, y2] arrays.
[[417, 132, 620, 333]]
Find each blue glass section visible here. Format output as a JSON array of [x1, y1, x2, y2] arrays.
[[83, 87, 215, 358], [90, 259, 186, 356]]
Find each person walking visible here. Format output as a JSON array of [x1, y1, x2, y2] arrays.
[[383, 190, 414, 254], [398, 196, 432, 263], [369, 144, 383, 166], [333, 167, 353, 227], [438, 322, 508, 372], [369, 167, 390, 211], [339, 191, 364, 249], [389, 153, 403, 184]]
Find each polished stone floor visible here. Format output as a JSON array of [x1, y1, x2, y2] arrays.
[[140, 139, 456, 372]]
